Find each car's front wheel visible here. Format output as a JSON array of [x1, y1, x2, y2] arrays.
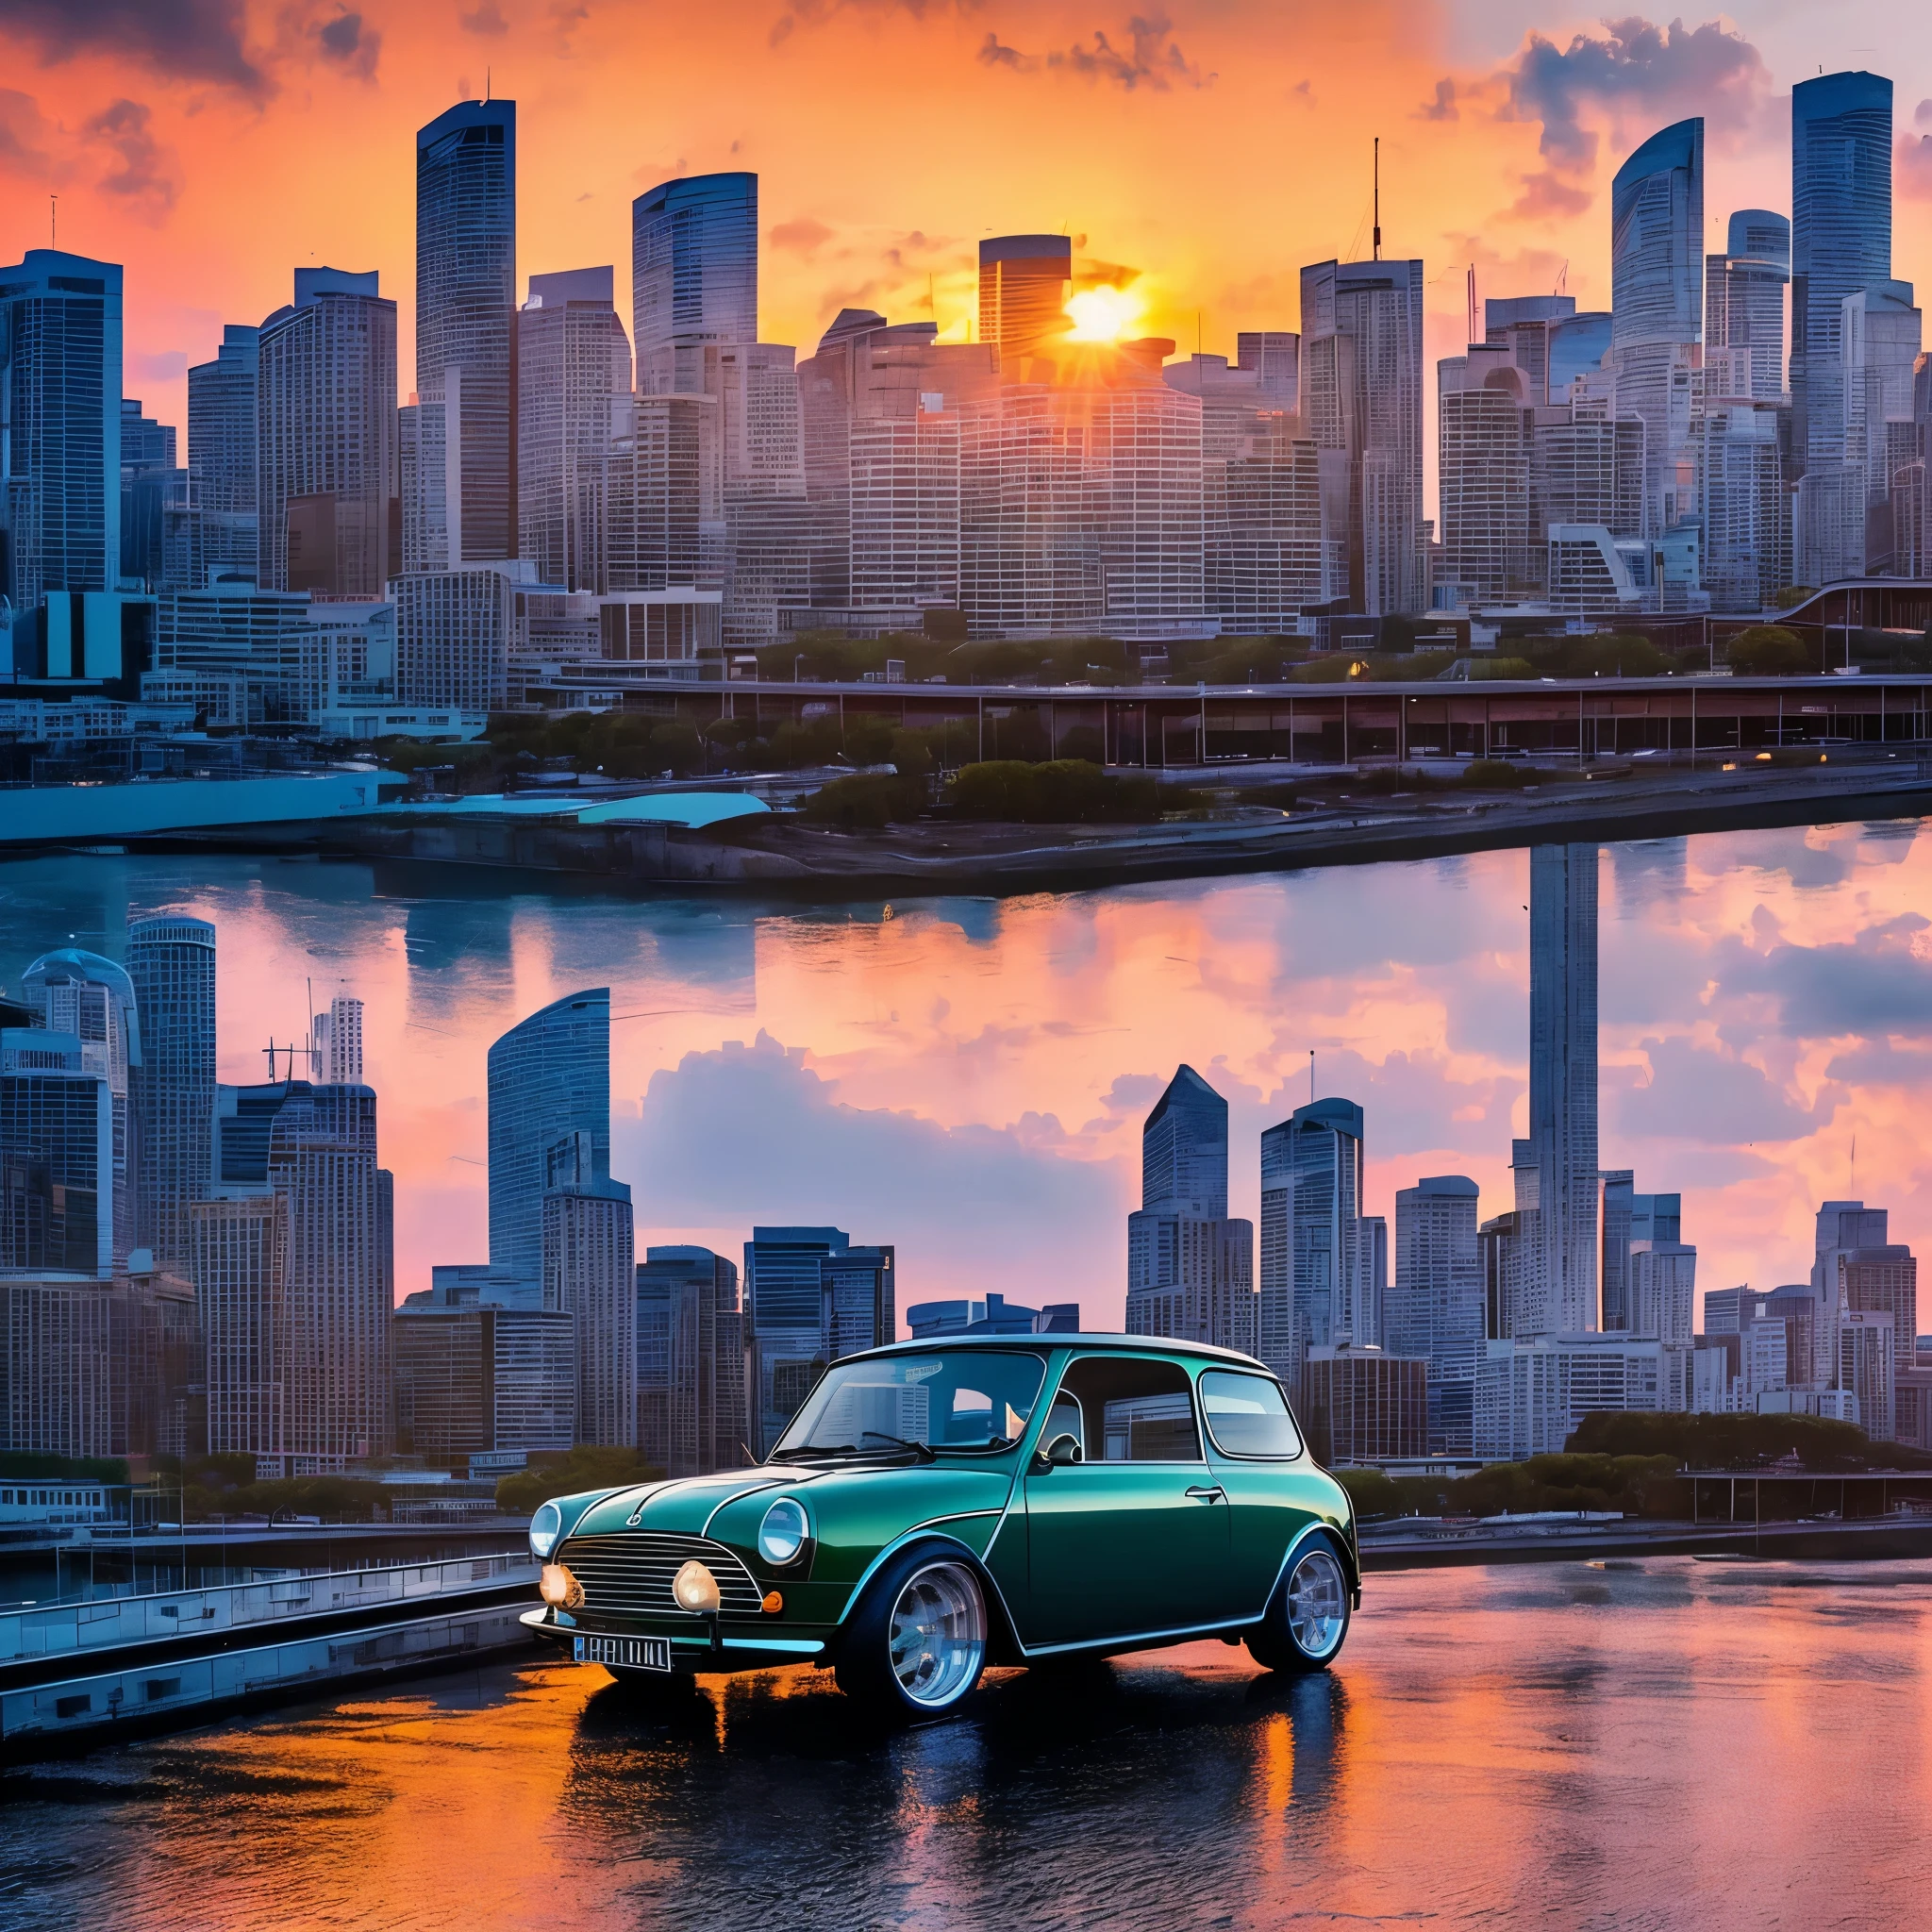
[[1245, 1536, 1352, 1674], [835, 1546, 989, 1721]]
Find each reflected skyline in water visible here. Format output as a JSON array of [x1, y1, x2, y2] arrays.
[[1, 819, 1927, 1326], [4, 1557, 1927, 1929]]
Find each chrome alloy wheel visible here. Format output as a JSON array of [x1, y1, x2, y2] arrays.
[[1286, 1547, 1349, 1659], [887, 1560, 986, 1708]]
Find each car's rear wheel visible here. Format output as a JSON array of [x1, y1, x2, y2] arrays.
[[836, 1546, 988, 1721], [1245, 1536, 1352, 1674]]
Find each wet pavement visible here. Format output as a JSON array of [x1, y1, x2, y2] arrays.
[[3, 1557, 1927, 1929]]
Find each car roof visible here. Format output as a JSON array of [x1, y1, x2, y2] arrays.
[[851, 1333, 1274, 1371]]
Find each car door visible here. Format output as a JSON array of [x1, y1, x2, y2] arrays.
[[1198, 1366, 1323, 1618], [1021, 1352, 1232, 1647]]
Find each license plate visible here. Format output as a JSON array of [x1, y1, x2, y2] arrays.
[[573, 1634, 671, 1672]]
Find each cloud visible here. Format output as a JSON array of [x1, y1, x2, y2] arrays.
[[1415, 77, 1457, 123], [0, 0, 267, 96], [1901, 135, 1932, 203], [1510, 169, 1594, 220], [459, 1, 508, 31], [0, 87, 56, 172], [1747, 917, 1932, 1037], [83, 98, 178, 223], [316, 8, 379, 78], [1609, 1037, 1826, 1146], [133, 347, 190, 380], [617, 1031, 1124, 1301], [769, 215, 835, 255], [983, 12, 1212, 92]]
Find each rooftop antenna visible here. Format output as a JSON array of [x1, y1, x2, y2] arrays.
[[485, 67, 491, 102], [49, 195, 56, 248], [1373, 138, 1382, 261], [1556, 258, 1569, 296], [1467, 264, 1477, 346], [1850, 1132, 1857, 1196], [1309, 1049, 1316, 1106]]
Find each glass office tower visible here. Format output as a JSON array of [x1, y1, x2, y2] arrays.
[[127, 915, 216, 1271], [631, 173, 758, 396], [416, 99, 518, 564]]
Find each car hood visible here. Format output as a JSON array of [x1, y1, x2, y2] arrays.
[[567, 1459, 1013, 1541]]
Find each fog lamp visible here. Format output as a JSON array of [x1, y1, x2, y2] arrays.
[[673, 1559, 722, 1614], [762, 1591, 784, 1615], [540, 1563, 582, 1609]]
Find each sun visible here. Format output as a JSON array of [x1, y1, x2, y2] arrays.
[[1063, 284, 1144, 342]]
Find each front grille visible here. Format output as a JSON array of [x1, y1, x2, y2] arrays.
[[558, 1532, 765, 1620]]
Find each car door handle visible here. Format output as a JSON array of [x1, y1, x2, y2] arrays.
[[1185, 1485, 1225, 1503]]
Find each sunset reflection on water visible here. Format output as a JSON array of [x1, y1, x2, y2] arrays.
[[1, 817, 1926, 1325], [5, 1558, 1930, 1930]]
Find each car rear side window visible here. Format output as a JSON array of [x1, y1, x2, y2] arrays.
[[1052, 1357, 1203, 1462], [1199, 1371, 1304, 1458]]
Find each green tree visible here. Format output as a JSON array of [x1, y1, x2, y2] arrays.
[[496, 1446, 663, 1517], [1725, 625, 1814, 676]]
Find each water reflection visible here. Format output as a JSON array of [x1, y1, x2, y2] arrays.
[[1, 820, 1928, 1318], [5, 1559, 1931, 1929]]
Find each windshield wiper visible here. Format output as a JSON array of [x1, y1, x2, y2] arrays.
[[860, 1430, 936, 1463]]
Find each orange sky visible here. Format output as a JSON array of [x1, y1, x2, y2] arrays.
[[5, 2, 1931, 505]]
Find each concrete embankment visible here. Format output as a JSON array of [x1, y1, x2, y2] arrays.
[[1358, 1514, 1932, 1573], [0, 1552, 541, 1757], [146, 758, 1932, 895]]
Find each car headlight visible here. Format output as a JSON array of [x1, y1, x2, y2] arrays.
[[758, 1497, 809, 1566], [673, 1559, 722, 1614], [529, 1501, 562, 1559]]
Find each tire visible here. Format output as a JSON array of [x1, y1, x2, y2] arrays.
[[1245, 1535, 1352, 1674], [835, 1545, 990, 1722]]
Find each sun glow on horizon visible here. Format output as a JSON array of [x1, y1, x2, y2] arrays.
[[1063, 283, 1145, 341]]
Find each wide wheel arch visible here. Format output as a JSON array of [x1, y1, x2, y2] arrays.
[[828, 1533, 1024, 1671]]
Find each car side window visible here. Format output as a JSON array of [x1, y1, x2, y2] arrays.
[[1199, 1370, 1304, 1458], [1051, 1357, 1203, 1462]]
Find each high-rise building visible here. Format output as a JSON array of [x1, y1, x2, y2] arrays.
[[516, 267, 631, 591], [0, 251, 123, 613], [186, 325, 260, 586], [1298, 1344, 1427, 1463], [486, 989, 610, 1291], [541, 1129, 635, 1449], [268, 1084, 393, 1465], [20, 951, 140, 1276], [1700, 400, 1788, 609], [1437, 346, 1533, 601], [127, 914, 216, 1271], [1705, 211, 1790, 401], [309, 995, 363, 1084], [1792, 73, 1893, 480], [742, 1225, 893, 1456], [257, 269, 398, 596], [1141, 1063, 1229, 1216], [1300, 257, 1426, 614], [1601, 1177, 1682, 1331], [1207, 436, 1351, 630], [120, 398, 179, 591], [1842, 280, 1922, 572], [635, 1245, 746, 1476], [416, 100, 518, 568], [606, 392, 721, 592], [1258, 1097, 1373, 1379], [1475, 1331, 1689, 1458], [1, 1026, 114, 1281], [190, 1191, 286, 1457], [393, 561, 519, 710], [1390, 1175, 1483, 1453], [1629, 1239, 1697, 1345], [1608, 119, 1704, 535], [1522, 846, 1599, 1335], [978, 236, 1073, 374], [392, 1294, 575, 1465], [632, 173, 758, 398]]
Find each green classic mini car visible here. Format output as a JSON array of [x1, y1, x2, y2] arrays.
[[521, 1334, 1358, 1720]]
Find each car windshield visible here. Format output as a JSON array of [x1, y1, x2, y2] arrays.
[[773, 1351, 1048, 1460]]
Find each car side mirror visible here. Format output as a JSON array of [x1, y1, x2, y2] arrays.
[[1035, 1432, 1084, 1470]]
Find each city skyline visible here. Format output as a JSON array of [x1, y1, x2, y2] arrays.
[[5, 8, 1931, 484]]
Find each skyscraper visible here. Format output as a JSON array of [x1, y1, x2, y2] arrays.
[[1300, 257, 1426, 614], [1700, 399, 1788, 609], [486, 989, 610, 1290], [416, 99, 518, 566], [309, 995, 363, 1084], [1438, 346, 1534, 601], [1608, 119, 1703, 535], [256, 269, 398, 596], [516, 267, 631, 591], [1126, 1065, 1255, 1355], [119, 398, 178, 590], [1259, 1097, 1372, 1378], [632, 173, 758, 397], [20, 951, 140, 1276], [1704, 211, 1790, 401], [186, 325, 261, 587], [126, 914, 216, 1271], [1524, 845, 1599, 1334], [0, 250, 123, 611], [1841, 279, 1922, 572], [541, 1129, 635, 1449], [1791, 73, 1892, 475], [1, 1026, 114, 1281], [977, 236, 1072, 373], [636, 1244, 746, 1475], [1391, 1175, 1482, 1453]]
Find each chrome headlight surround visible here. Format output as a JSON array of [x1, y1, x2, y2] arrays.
[[528, 1501, 563, 1559], [757, 1496, 810, 1567]]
